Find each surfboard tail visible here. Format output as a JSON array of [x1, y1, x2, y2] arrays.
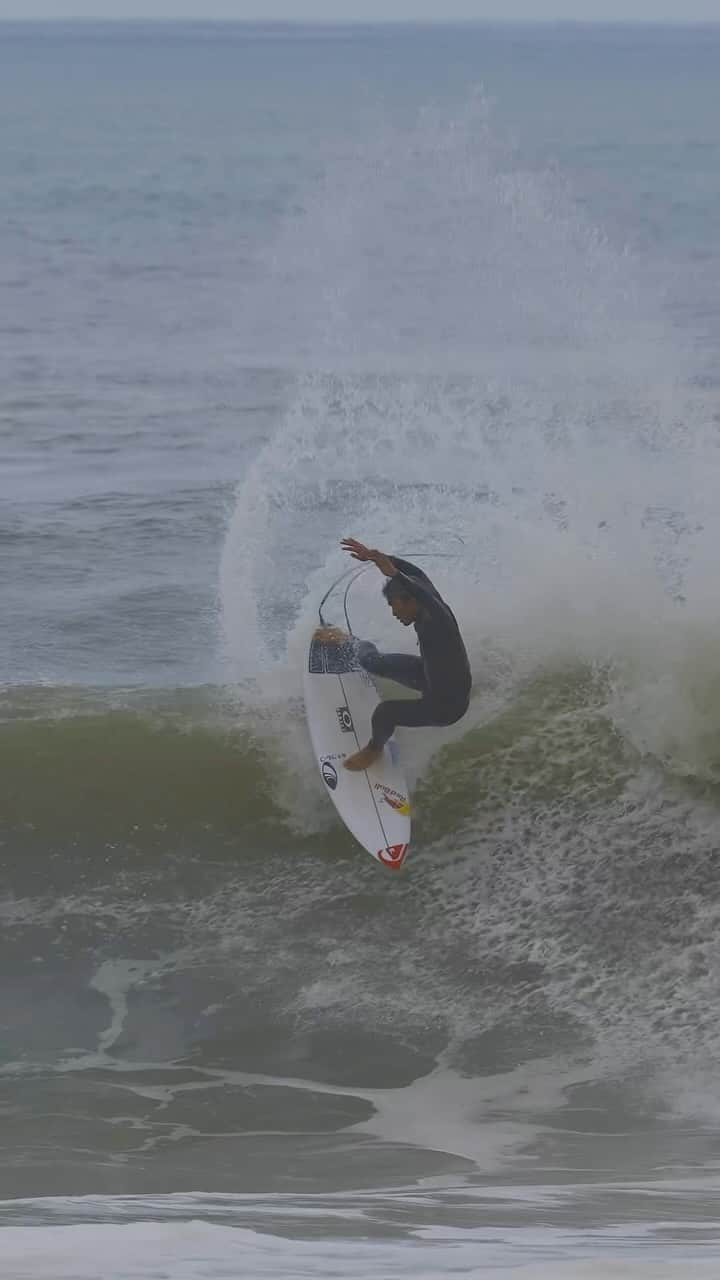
[[376, 842, 410, 870]]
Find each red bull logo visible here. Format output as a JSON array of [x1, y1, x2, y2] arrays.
[[374, 783, 410, 817], [383, 792, 410, 816]]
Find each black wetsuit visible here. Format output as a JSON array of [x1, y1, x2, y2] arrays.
[[358, 557, 472, 750]]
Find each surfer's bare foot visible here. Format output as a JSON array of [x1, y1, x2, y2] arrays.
[[316, 626, 349, 644], [344, 745, 382, 772]]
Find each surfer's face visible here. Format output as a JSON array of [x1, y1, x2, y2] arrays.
[[388, 594, 418, 626]]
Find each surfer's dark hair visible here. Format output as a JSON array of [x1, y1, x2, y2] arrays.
[[383, 577, 412, 603]]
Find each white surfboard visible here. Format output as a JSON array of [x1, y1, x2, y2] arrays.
[[304, 628, 411, 870]]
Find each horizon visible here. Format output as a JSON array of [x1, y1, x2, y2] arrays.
[[1, 13, 720, 21]]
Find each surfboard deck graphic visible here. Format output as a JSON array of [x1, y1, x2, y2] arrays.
[[304, 630, 411, 870]]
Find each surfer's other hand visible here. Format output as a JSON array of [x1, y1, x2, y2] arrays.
[[342, 539, 396, 579], [341, 537, 375, 562]]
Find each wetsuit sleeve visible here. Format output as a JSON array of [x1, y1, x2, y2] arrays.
[[389, 557, 430, 581]]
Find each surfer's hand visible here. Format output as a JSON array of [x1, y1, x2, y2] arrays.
[[341, 537, 374, 562], [341, 539, 396, 578]]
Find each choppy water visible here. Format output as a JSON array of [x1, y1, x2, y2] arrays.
[[3, 19, 720, 1279]]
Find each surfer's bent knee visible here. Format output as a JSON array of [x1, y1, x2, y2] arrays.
[[435, 698, 470, 727], [355, 639, 381, 672]]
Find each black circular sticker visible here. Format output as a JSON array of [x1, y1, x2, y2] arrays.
[[321, 761, 338, 790], [336, 706, 354, 733]]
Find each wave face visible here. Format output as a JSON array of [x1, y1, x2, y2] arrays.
[[4, 660, 720, 1201]]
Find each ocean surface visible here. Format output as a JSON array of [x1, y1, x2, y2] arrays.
[[3, 19, 720, 1278]]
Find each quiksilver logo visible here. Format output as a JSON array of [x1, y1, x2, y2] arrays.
[[321, 761, 338, 790]]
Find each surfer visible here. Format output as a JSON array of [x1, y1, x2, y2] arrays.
[[323, 537, 472, 771]]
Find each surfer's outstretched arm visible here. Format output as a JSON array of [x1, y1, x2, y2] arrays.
[[341, 537, 397, 577], [341, 538, 449, 618]]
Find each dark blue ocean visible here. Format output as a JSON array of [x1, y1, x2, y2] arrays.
[[3, 21, 720, 1278]]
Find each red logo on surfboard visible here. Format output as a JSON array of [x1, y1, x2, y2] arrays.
[[377, 842, 409, 869], [374, 782, 411, 816]]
